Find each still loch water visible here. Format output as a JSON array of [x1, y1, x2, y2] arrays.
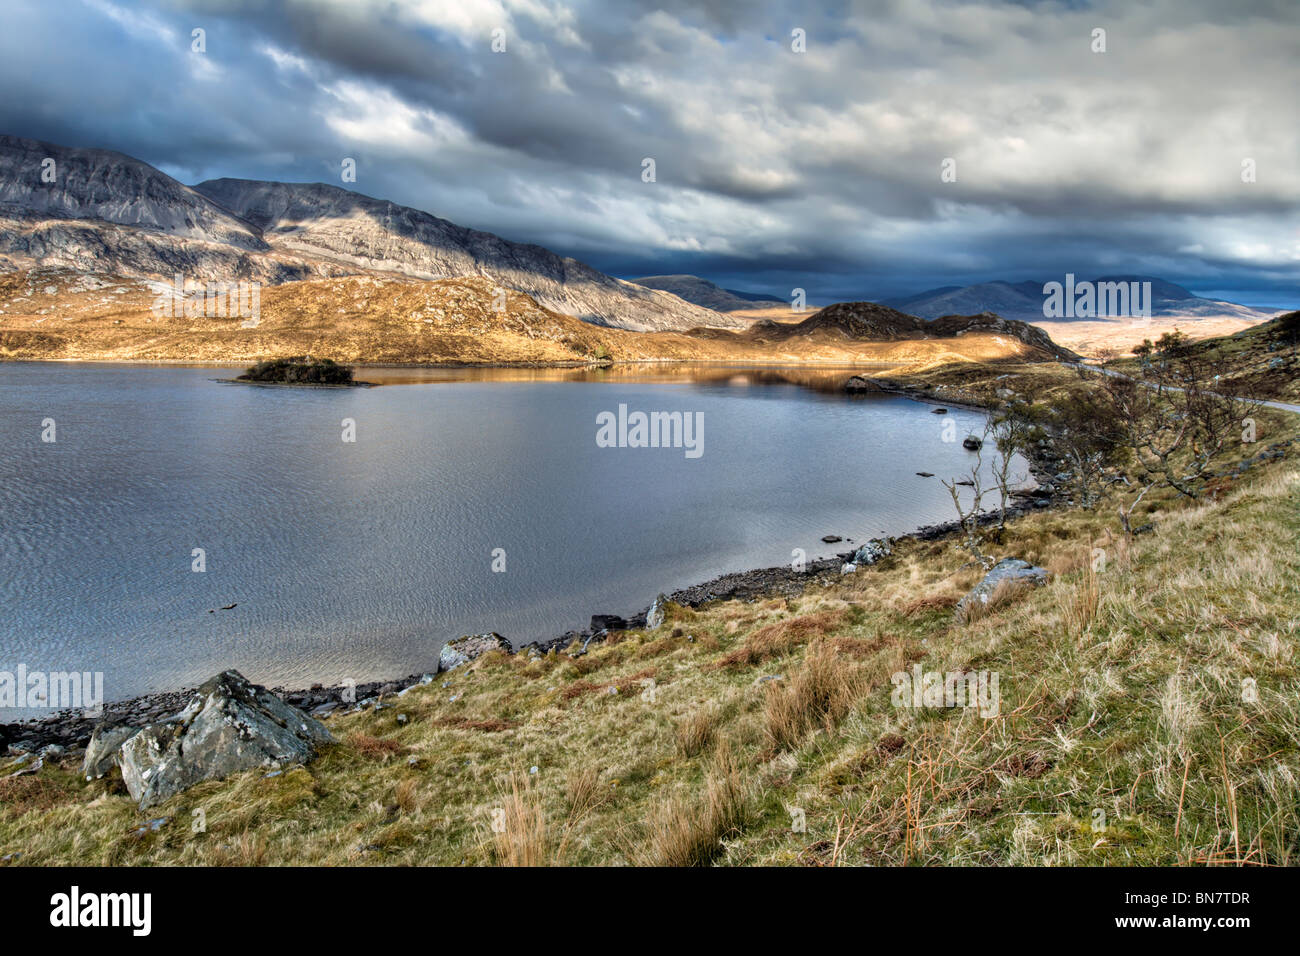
[[0, 363, 1025, 711]]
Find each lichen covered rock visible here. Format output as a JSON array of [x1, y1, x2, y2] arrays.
[[646, 594, 668, 630], [851, 538, 893, 566], [82, 723, 140, 780], [116, 670, 333, 808], [955, 558, 1048, 623], [438, 633, 512, 672]]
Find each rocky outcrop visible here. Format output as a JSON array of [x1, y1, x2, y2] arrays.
[[775, 302, 921, 341], [955, 559, 1049, 623], [114, 670, 333, 808], [756, 300, 1077, 361], [845, 375, 887, 393], [929, 311, 1078, 361], [438, 633, 512, 672]]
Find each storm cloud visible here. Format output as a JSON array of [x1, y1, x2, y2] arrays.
[[1, 0, 1296, 305]]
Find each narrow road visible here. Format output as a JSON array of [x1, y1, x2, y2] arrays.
[[1066, 361, 1300, 416]]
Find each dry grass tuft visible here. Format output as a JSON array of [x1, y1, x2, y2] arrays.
[[897, 591, 960, 616], [676, 705, 720, 757], [213, 832, 267, 867], [635, 740, 752, 866], [561, 680, 603, 700], [1062, 559, 1101, 640], [763, 639, 862, 752], [564, 765, 606, 820], [715, 611, 844, 669], [434, 717, 518, 732], [0, 776, 68, 816], [491, 768, 551, 867], [562, 668, 656, 701], [347, 733, 405, 759], [829, 633, 896, 659], [394, 778, 421, 814]]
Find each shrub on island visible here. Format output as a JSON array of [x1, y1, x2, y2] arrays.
[[237, 356, 355, 385]]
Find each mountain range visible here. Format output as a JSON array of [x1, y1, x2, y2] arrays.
[[881, 278, 1279, 322], [0, 133, 1112, 368], [631, 274, 786, 312], [0, 135, 738, 332]]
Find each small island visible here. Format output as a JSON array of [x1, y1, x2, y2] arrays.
[[233, 356, 369, 387]]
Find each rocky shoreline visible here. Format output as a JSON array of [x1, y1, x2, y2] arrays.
[[1, 375, 1065, 758]]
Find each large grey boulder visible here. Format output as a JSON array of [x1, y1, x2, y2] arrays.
[[645, 594, 668, 630], [82, 723, 141, 780], [438, 633, 512, 672], [955, 559, 1048, 623], [852, 538, 893, 567], [116, 670, 333, 808]]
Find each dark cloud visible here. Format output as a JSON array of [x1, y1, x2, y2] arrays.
[[0, 0, 1295, 306]]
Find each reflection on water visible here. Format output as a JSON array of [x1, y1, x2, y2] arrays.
[[356, 362, 903, 391], [0, 361, 1017, 713]]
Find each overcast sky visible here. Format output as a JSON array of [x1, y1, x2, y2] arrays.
[[2, 0, 1297, 306]]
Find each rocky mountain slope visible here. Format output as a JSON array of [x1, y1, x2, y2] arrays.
[[0, 135, 735, 332], [0, 136, 311, 285], [0, 137, 265, 250], [194, 179, 737, 331], [883, 277, 1280, 322], [632, 274, 786, 312]]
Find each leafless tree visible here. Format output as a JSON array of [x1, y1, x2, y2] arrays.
[[987, 417, 1033, 531], [1103, 332, 1260, 501], [998, 384, 1124, 510], [941, 422, 1005, 568]]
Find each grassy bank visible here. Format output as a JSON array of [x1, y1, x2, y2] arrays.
[[1111, 312, 1300, 405], [2, 396, 1297, 866]]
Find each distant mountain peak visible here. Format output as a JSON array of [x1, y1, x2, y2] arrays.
[[632, 274, 786, 312], [0, 135, 268, 252], [881, 275, 1276, 322]]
